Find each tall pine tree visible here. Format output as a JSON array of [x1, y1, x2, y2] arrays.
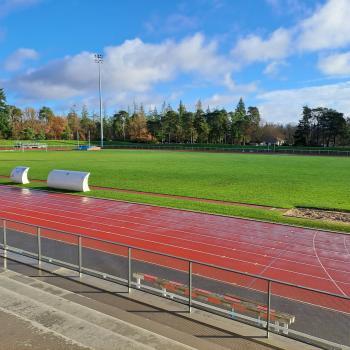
[[0, 89, 11, 138]]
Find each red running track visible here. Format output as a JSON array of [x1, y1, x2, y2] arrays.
[[0, 185, 349, 312]]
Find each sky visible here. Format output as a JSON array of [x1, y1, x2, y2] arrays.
[[1, 0, 350, 123]]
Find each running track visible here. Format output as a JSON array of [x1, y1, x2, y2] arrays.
[[0, 185, 349, 312]]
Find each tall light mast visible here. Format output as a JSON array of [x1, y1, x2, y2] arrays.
[[94, 53, 103, 148]]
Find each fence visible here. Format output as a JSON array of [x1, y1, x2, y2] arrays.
[[103, 144, 350, 157], [0, 217, 349, 350], [1, 143, 350, 156]]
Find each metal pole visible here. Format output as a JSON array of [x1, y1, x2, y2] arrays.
[[98, 59, 103, 148], [267, 280, 271, 338], [3, 219, 7, 251], [37, 227, 41, 266], [3, 220, 7, 269], [94, 53, 103, 149], [128, 247, 131, 293], [189, 261, 192, 312], [78, 236, 82, 277]]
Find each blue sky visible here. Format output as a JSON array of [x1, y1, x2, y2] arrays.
[[1, 0, 350, 123]]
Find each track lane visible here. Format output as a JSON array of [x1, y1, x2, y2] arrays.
[[0, 189, 348, 270], [0, 185, 349, 305]]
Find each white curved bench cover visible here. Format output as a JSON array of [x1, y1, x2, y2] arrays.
[[10, 166, 30, 184], [47, 170, 90, 192]]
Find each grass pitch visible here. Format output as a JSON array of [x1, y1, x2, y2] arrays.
[[0, 149, 349, 232]]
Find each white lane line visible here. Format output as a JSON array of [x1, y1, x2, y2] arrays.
[[1, 195, 349, 278], [0, 193, 348, 267], [0, 185, 321, 243], [2, 201, 350, 279], [313, 232, 347, 296], [246, 245, 286, 289], [3, 208, 350, 287], [1, 186, 350, 283], [344, 236, 350, 256]]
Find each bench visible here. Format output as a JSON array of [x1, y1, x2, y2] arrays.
[[133, 272, 295, 335]]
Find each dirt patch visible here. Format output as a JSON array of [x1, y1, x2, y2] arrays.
[[285, 207, 350, 224]]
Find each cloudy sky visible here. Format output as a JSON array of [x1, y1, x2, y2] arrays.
[[1, 0, 350, 123]]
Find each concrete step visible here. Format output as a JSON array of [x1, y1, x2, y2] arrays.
[[0, 270, 195, 350]]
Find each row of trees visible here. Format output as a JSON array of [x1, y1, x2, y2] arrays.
[[294, 106, 349, 147], [1, 88, 349, 146]]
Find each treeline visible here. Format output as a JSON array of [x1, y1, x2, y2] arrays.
[[1, 88, 349, 146], [294, 106, 349, 147]]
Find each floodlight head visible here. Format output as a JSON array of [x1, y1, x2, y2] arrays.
[[94, 53, 104, 63]]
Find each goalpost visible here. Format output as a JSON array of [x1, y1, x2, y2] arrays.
[[14, 142, 48, 152]]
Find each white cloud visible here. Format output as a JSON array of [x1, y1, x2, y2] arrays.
[[298, 0, 350, 51], [232, 0, 350, 68], [145, 13, 198, 34], [257, 81, 350, 123], [266, 0, 312, 16], [5, 34, 234, 104], [0, 0, 40, 18], [4, 48, 38, 71], [318, 51, 350, 76], [202, 81, 258, 110], [231, 28, 292, 64], [263, 60, 288, 77], [203, 93, 240, 109]]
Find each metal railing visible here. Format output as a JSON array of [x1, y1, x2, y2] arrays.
[[1, 143, 350, 156], [102, 144, 350, 157], [0, 217, 349, 350]]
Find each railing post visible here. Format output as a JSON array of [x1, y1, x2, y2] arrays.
[[37, 227, 41, 266], [189, 261, 192, 313], [3, 219, 7, 269], [267, 280, 271, 338], [78, 236, 82, 277], [3, 219, 7, 251], [128, 247, 131, 293]]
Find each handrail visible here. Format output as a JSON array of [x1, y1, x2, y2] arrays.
[[2, 216, 350, 301]]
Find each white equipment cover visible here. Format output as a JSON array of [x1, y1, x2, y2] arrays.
[[47, 170, 90, 192], [10, 166, 30, 184]]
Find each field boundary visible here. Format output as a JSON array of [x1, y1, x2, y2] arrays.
[[2, 143, 350, 157], [102, 144, 350, 157]]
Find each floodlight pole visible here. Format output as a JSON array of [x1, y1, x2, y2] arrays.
[[94, 53, 104, 148]]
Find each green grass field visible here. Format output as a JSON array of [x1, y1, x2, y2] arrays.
[[0, 149, 349, 232]]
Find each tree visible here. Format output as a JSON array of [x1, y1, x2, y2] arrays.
[[128, 112, 151, 142], [319, 108, 346, 146], [80, 105, 94, 140], [207, 109, 229, 143], [294, 106, 312, 146], [7, 105, 23, 139], [163, 109, 181, 143], [46, 116, 67, 139], [67, 107, 80, 140], [0, 89, 11, 138], [260, 123, 285, 145], [38, 106, 54, 122], [181, 111, 197, 143], [147, 107, 163, 142], [194, 101, 209, 143], [294, 106, 346, 146], [112, 110, 129, 140], [246, 106, 261, 143], [21, 127, 36, 140], [231, 98, 247, 144]]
